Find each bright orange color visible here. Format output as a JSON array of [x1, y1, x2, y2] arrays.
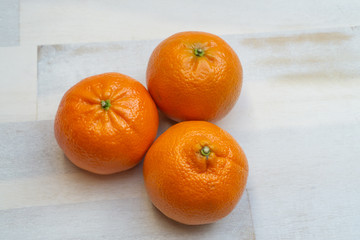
[[143, 121, 248, 225], [54, 72, 159, 175], [146, 31, 243, 122]]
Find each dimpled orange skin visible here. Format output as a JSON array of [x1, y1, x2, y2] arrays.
[[54, 72, 159, 175], [146, 31, 243, 122], [143, 121, 248, 225]]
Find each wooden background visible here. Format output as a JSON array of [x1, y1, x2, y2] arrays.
[[1, 1, 360, 239]]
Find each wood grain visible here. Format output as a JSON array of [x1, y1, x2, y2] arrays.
[[3, 0, 360, 124], [0, 0, 19, 46], [0, 120, 255, 240], [2, 1, 360, 238], [0, 46, 37, 122], [36, 26, 360, 239], [20, 0, 360, 45]]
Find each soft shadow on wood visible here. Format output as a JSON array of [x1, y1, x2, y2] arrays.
[[149, 203, 215, 233], [156, 110, 177, 139], [61, 153, 143, 182]]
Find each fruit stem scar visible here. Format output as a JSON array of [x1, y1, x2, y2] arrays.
[[101, 99, 111, 110], [200, 146, 211, 160], [194, 48, 205, 57]]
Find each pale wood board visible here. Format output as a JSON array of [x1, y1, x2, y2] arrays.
[[1, 1, 360, 238], [36, 26, 360, 239], [0, 0, 19, 46], [20, 0, 360, 45], [0, 120, 255, 240], [37, 27, 360, 127], [2, 0, 360, 124], [0, 45, 37, 122]]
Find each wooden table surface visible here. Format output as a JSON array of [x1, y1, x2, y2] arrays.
[[1, 1, 360, 239]]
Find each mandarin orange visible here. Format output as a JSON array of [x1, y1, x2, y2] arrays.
[[54, 72, 159, 174], [143, 121, 248, 225], [146, 31, 243, 121]]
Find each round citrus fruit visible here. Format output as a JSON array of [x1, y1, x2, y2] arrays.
[[143, 121, 248, 225], [54, 72, 159, 175], [146, 31, 243, 122]]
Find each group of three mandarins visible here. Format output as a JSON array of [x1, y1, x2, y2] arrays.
[[54, 31, 249, 225]]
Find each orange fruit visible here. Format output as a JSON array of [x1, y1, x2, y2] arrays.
[[54, 72, 159, 175], [146, 31, 243, 122], [143, 121, 248, 225]]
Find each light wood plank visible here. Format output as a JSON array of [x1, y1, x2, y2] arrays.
[[36, 26, 360, 239], [0, 121, 255, 240], [21, 0, 360, 45], [0, 0, 19, 46], [0, 45, 37, 122]]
